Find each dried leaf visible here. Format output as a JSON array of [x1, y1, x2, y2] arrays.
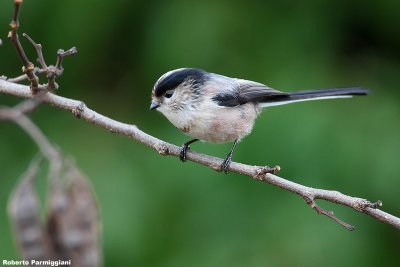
[[8, 157, 55, 260], [48, 163, 102, 267]]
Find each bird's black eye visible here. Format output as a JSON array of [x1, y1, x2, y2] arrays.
[[165, 90, 174, 98]]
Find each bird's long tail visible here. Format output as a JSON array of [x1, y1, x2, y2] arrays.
[[259, 87, 369, 108]]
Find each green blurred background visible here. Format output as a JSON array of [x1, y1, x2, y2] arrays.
[[1, 0, 400, 266]]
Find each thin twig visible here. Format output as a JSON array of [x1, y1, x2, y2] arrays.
[[6, 74, 28, 83], [5, 68, 47, 83], [0, 104, 59, 160], [0, 99, 63, 179], [1, 79, 399, 231], [14, 114, 63, 179], [304, 196, 355, 231], [8, 0, 40, 93], [56, 47, 78, 69], [22, 33, 47, 69]]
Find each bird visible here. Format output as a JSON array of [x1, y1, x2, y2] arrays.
[[150, 68, 368, 173]]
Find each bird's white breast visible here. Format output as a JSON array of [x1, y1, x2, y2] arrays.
[[159, 99, 260, 144]]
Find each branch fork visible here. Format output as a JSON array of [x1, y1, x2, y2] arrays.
[[303, 195, 356, 231], [6, 0, 77, 93]]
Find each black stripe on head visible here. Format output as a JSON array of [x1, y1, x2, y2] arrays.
[[153, 68, 207, 97]]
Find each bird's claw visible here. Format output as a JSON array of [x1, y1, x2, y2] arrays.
[[179, 143, 189, 162], [221, 157, 232, 174]]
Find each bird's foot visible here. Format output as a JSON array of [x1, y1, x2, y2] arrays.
[[179, 143, 190, 162], [179, 139, 198, 162], [221, 155, 233, 174], [220, 140, 238, 174]]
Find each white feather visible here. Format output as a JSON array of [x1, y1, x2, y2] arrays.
[[258, 95, 352, 108]]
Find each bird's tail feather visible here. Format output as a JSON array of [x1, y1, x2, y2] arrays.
[[259, 87, 368, 108]]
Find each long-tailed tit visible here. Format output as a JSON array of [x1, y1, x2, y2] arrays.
[[150, 68, 368, 173]]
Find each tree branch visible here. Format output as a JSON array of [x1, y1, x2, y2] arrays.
[[1, 79, 399, 231], [0, 98, 63, 179]]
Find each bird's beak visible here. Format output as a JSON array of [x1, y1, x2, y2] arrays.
[[150, 100, 160, 110]]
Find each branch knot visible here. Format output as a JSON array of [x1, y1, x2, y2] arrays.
[[22, 63, 35, 73], [255, 165, 281, 180], [154, 142, 169, 155], [72, 102, 86, 118], [354, 199, 383, 212]]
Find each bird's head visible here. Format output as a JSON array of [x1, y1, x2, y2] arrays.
[[150, 68, 207, 116]]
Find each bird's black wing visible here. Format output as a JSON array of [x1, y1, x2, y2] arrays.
[[212, 79, 289, 107]]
